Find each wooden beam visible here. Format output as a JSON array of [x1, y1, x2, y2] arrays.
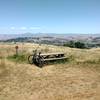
[[39, 52, 65, 56], [44, 57, 67, 61]]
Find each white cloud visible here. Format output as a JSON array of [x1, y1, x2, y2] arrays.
[[30, 27, 40, 30], [10, 27, 15, 30], [9, 26, 40, 30], [20, 27, 27, 30]]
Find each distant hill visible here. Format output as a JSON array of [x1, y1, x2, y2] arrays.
[[0, 33, 100, 40], [0, 33, 35, 40], [1, 33, 100, 48]]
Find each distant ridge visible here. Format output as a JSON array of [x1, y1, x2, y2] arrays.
[[0, 33, 100, 40]]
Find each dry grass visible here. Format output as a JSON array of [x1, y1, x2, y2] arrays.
[[0, 42, 100, 100]]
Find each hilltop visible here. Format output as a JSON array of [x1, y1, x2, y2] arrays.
[[0, 43, 100, 100]]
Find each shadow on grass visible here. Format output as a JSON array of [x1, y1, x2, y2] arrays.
[[7, 54, 28, 64], [43, 56, 74, 67]]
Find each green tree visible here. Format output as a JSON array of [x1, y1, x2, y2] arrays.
[[74, 41, 85, 48], [64, 41, 86, 49]]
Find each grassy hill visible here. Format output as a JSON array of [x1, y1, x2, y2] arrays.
[[0, 43, 100, 100]]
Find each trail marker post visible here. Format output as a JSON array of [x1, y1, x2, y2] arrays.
[[15, 46, 19, 55]]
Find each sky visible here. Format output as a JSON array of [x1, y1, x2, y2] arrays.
[[0, 0, 100, 34]]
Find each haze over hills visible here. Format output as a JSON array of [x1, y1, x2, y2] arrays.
[[0, 33, 100, 48], [0, 33, 100, 40]]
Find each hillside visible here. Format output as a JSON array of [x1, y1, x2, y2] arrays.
[[1, 33, 100, 48], [0, 43, 100, 100]]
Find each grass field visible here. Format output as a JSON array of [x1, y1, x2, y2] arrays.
[[0, 42, 100, 100]]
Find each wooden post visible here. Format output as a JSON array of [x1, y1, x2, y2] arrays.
[[15, 46, 19, 55]]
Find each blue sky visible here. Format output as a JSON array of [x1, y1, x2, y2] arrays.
[[0, 0, 100, 34]]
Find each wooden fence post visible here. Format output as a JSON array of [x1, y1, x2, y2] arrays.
[[15, 46, 19, 55]]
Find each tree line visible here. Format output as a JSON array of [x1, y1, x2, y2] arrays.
[[63, 41, 86, 49]]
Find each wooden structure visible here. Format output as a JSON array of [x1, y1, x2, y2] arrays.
[[28, 50, 67, 67], [15, 45, 19, 55]]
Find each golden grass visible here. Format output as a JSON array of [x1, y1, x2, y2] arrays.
[[0, 42, 100, 100]]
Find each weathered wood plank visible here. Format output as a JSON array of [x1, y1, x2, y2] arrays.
[[44, 57, 67, 61], [39, 52, 65, 56]]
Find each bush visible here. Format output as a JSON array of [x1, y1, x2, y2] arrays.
[[64, 41, 86, 49], [74, 41, 85, 49], [63, 41, 75, 48]]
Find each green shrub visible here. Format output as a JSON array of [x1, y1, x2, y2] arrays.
[[64, 41, 86, 49], [63, 41, 75, 48], [74, 41, 85, 49]]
